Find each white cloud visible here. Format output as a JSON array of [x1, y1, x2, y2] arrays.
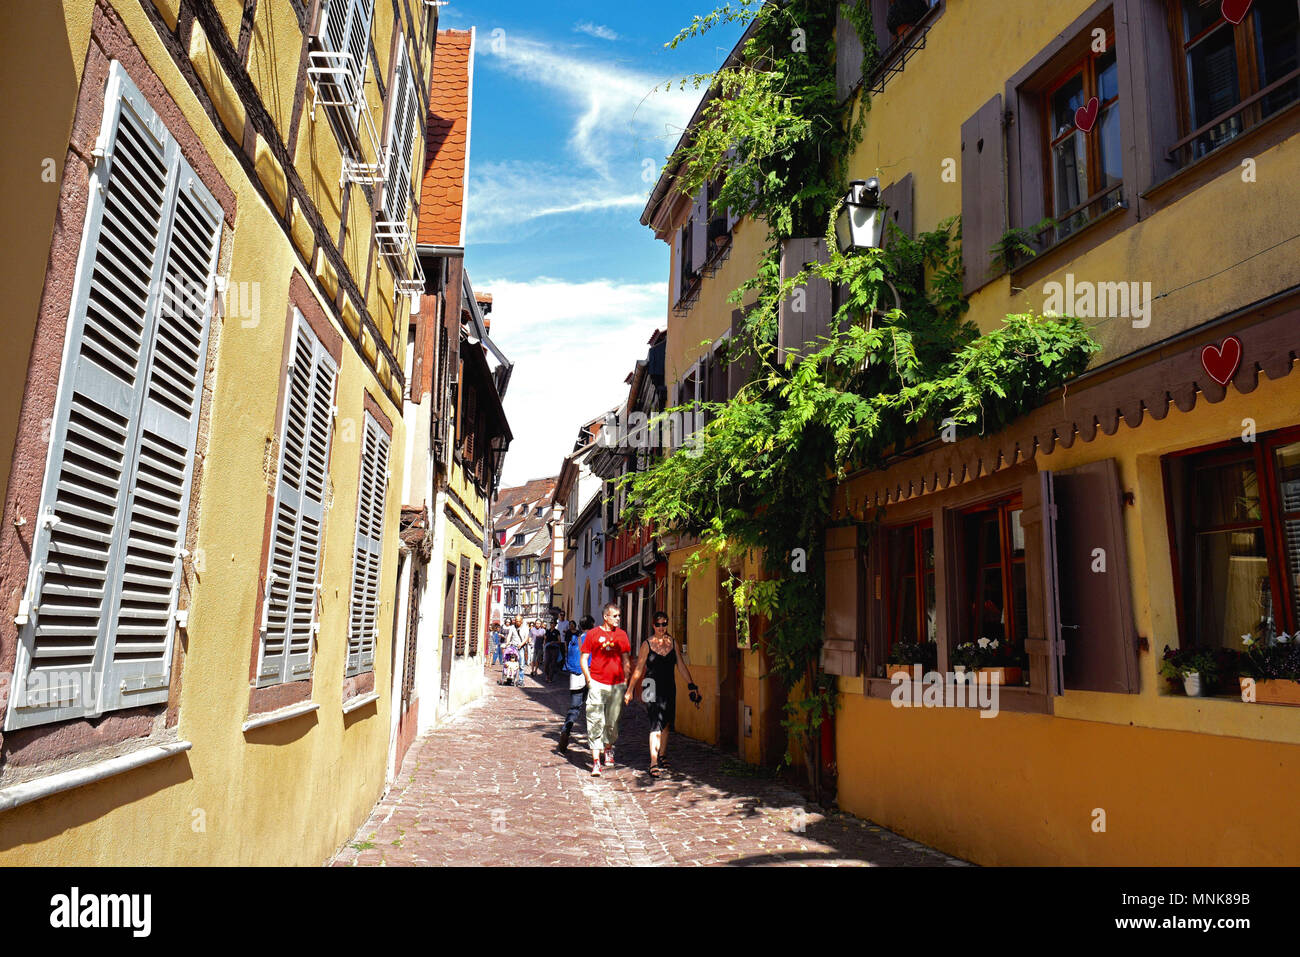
[[481, 278, 667, 487], [574, 21, 619, 41], [476, 34, 696, 176], [467, 159, 648, 245]]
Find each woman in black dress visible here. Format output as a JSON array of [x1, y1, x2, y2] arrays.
[[623, 612, 699, 777]]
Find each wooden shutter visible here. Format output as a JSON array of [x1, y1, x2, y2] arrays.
[[7, 63, 220, 730], [1126, 0, 1181, 193], [724, 146, 741, 230], [690, 186, 708, 272], [960, 94, 1006, 295], [871, 0, 892, 53], [821, 526, 861, 676], [455, 556, 470, 655], [836, 3, 865, 102], [1044, 459, 1140, 694], [381, 41, 417, 226], [258, 314, 338, 687], [727, 309, 758, 399], [468, 565, 482, 657], [880, 173, 914, 245], [346, 412, 389, 676], [777, 237, 832, 364], [669, 230, 681, 306]]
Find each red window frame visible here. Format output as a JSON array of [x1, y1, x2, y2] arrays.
[[1163, 424, 1300, 648], [955, 495, 1027, 649], [1041, 32, 1120, 221], [884, 520, 935, 652]]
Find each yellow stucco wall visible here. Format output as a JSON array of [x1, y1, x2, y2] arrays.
[[0, 0, 428, 865]]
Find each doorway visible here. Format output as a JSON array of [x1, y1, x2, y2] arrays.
[[717, 575, 741, 752], [440, 562, 456, 716]]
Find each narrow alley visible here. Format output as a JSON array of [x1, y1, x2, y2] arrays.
[[331, 670, 964, 868]]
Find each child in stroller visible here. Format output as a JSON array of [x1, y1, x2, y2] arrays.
[[501, 642, 523, 686]]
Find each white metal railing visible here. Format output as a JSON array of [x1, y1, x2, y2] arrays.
[[307, 50, 388, 189]]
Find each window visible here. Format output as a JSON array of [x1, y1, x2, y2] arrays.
[[257, 312, 340, 687], [885, 522, 937, 650], [345, 411, 390, 677], [6, 63, 222, 730], [1169, 0, 1300, 166], [1165, 427, 1300, 650], [955, 498, 1029, 669], [513, 534, 525, 547], [1044, 39, 1123, 238]]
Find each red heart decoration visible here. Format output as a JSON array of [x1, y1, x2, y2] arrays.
[[1222, 0, 1253, 24], [1201, 336, 1243, 386], [1074, 96, 1099, 134]]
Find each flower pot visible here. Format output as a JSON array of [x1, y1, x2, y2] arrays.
[[886, 664, 915, 681], [978, 666, 1023, 686], [1255, 678, 1300, 706], [1182, 672, 1205, 697]]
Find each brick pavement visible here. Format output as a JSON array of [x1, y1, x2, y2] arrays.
[[330, 665, 968, 867]]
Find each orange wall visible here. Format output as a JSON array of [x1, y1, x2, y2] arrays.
[[836, 693, 1300, 865]]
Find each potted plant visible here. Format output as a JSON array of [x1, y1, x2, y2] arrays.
[[1239, 633, 1300, 706], [1159, 646, 1219, 697], [886, 639, 936, 680], [886, 0, 930, 41]]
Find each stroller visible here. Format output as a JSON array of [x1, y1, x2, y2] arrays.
[[501, 644, 523, 686]]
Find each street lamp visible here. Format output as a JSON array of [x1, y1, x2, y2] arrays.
[[835, 178, 884, 255]]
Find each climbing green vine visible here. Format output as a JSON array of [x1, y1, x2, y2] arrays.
[[626, 0, 1098, 794]]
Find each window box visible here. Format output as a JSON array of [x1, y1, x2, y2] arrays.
[[1254, 678, 1300, 707]]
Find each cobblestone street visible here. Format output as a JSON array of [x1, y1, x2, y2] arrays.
[[331, 667, 966, 867]]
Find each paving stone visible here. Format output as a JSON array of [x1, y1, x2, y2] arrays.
[[330, 664, 963, 867]]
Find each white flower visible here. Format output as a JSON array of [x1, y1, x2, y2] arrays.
[[977, 637, 990, 649], [1242, 634, 1255, 647], [990, 639, 1000, 649]]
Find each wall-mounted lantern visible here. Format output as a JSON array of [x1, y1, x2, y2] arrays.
[[834, 178, 884, 255]]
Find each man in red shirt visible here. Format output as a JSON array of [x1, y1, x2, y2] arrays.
[[580, 602, 632, 776]]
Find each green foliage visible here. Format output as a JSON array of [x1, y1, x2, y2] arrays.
[[990, 218, 1057, 274]]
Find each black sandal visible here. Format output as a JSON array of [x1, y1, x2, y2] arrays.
[[648, 765, 662, 778]]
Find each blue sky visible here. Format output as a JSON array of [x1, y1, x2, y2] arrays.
[[436, 2, 745, 487]]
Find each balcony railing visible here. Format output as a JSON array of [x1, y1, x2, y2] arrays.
[[1167, 67, 1300, 170], [605, 521, 655, 572]]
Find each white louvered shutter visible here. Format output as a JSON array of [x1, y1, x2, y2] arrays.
[[257, 315, 338, 686], [5, 63, 220, 730], [381, 43, 417, 228], [322, 0, 375, 127], [346, 412, 389, 675]]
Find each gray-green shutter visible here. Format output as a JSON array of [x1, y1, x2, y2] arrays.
[[257, 315, 338, 686], [347, 412, 389, 675], [6, 63, 219, 730], [321, 0, 375, 129]]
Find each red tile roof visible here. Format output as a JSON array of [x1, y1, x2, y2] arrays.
[[418, 29, 474, 247]]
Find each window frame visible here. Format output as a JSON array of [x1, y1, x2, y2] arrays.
[[1165, 0, 1300, 168], [1163, 424, 1300, 650], [1040, 33, 1121, 229], [883, 520, 936, 653], [954, 495, 1028, 653]]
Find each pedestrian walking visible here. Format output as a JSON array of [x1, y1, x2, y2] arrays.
[[580, 603, 631, 776], [624, 610, 700, 778], [557, 615, 594, 754], [504, 616, 527, 680], [489, 623, 503, 666], [529, 620, 547, 677]]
